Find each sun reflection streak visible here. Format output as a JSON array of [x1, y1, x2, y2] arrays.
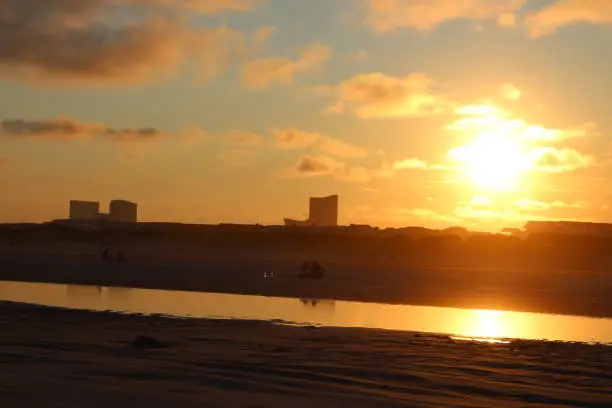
[[451, 309, 519, 342]]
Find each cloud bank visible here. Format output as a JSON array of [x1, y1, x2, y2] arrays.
[[0, 0, 261, 85]]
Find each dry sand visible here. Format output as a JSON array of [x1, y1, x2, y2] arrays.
[[0, 301, 610, 408], [1, 243, 611, 318]]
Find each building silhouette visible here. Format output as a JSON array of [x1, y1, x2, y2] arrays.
[[309, 195, 338, 226], [284, 194, 339, 227], [109, 200, 137, 223], [69, 200, 100, 220], [67, 199, 137, 223]]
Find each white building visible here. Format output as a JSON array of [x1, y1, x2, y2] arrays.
[[69, 200, 100, 220], [109, 200, 137, 223]]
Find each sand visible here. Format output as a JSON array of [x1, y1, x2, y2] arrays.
[[0, 301, 610, 408], [1, 243, 611, 318]]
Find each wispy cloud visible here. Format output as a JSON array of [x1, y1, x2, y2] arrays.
[[133, 0, 265, 14], [392, 158, 448, 171], [501, 83, 522, 100], [317, 137, 368, 158], [241, 43, 332, 89], [447, 104, 595, 142], [513, 198, 590, 211], [270, 128, 321, 150], [525, 0, 612, 38], [280, 155, 377, 183], [366, 0, 525, 32], [270, 127, 368, 158], [323, 72, 446, 119], [528, 147, 594, 173], [1, 117, 164, 142], [216, 130, 262, 147]]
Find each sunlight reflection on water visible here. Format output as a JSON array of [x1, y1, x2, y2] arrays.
[[0, 281, 610, 344]]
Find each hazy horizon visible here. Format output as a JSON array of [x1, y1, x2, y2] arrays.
[[1, 0, 611, 232]]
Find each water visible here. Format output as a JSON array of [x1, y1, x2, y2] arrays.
[[1, 280, 611, 344]]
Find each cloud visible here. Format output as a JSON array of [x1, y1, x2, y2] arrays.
[[1, 117, 165, 144], [324, 72, 446, 119], [392, 158, 448, 170], [241, 44, 332, 89], [525, 0, 612, 38], [366, 0, 525, 32], [529, 147, 594, 173], [295, 155, 337, 175], [497, 12, 518, 27], [501, 83, 522, 100], [270, 128, 321, 150], [217, 130, 262, 147], [283, 155, 375, 183], [447, 104, 596, 143], [317, 137, 368, 158], [252, 25, 276, 49], [270, 127, 368, 157], [514, 198, 590, 211], [132, 0, 264, 14], [1, 117, 105, 140], [105, 128, 164, 142], [0, 0, 255, 85]]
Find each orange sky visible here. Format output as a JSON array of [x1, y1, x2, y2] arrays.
[[1, 0, 611, 231]]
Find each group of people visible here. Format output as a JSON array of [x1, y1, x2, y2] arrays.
[[101, 248, 126, 263], [263, 260, 327, 280], [298, 260, 326, 279]]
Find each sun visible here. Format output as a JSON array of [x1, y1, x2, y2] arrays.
[[449, 132, 530, 190]]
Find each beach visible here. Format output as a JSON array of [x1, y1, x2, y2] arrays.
[[1, 302, 610, 407], [0, 242, 611, 318], [1, 242, 611, 407]]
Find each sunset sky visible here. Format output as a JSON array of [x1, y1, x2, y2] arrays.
[[1, 0, 611, 231]]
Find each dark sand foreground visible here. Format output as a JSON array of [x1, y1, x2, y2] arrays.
[[1, 245, 612, 318], [1, 302, 611, 408]]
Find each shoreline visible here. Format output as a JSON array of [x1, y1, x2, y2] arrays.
[[2, 275, 612, 322], [1, 249, 612, 319]]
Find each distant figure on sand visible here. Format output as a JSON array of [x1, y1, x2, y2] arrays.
[[101, 248, 110, 261], [298, 260, 326, 279]]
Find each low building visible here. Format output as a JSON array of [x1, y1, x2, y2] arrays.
[[69, 200, 100, 220], [109, 200, 137, 223]]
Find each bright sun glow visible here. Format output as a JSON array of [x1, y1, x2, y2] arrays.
[[447, 105, 541, 191], [470, 310, 504, 338], [449, 135, 530, 190]]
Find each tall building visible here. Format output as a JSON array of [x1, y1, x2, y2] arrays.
[[109, 200, 137, 223], [309, 195, 338, 227], [69, 200, 100, 220]]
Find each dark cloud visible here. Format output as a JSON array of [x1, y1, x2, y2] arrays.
[[0, 0, 253, 85], [1, 117, 164, 141], [1, 118, 104, 140], [104, 127, 164, 141], [296, 156, 333, 174]]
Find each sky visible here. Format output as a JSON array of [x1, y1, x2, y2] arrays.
[[1, 0, 611, 231]]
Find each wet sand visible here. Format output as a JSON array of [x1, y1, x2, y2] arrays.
[[0, 244, 611, 318], [0, 302, 610, 408]]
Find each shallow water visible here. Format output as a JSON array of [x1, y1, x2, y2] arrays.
[[1, 280, 610, 344]]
